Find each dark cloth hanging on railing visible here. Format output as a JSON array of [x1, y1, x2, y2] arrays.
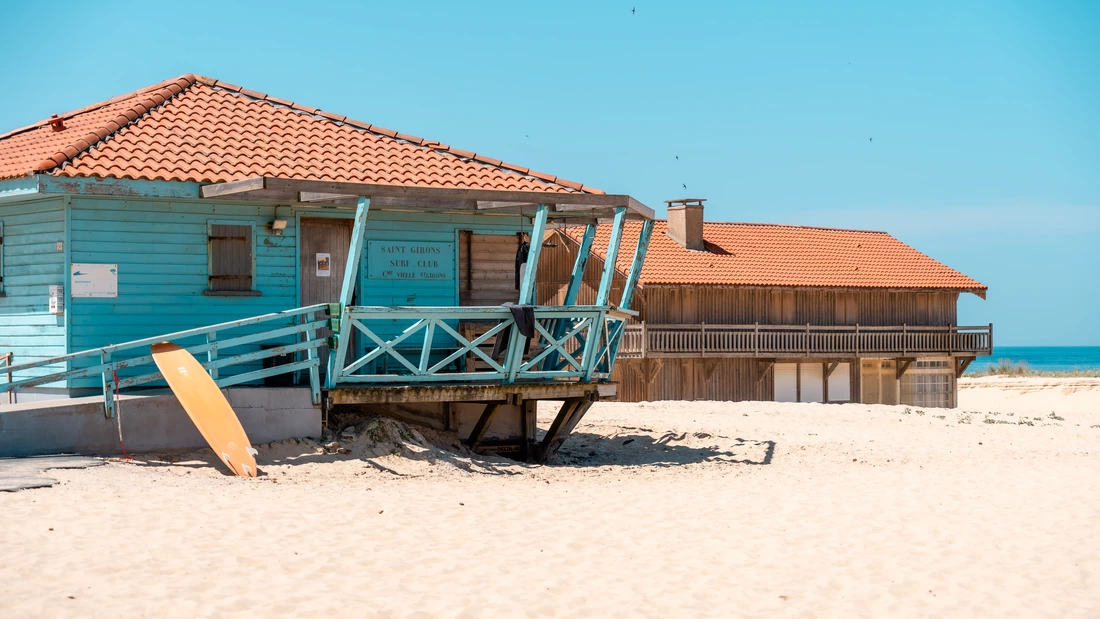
[[514, 239, 530, 290], [491, 302, 535, 361]]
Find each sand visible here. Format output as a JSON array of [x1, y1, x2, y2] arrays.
[[1, 377, 1098, 618]]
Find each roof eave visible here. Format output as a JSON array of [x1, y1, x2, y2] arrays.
[[200, 176, 655, 220]]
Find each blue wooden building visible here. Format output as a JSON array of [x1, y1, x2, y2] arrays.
[[0, 75, 654, 460]]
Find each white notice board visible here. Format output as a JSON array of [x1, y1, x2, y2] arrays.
[[71, 263, 118, 298]]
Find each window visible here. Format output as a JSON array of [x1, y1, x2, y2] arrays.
[[901, 359, 954, 408], [0, 222, 5, 296], [207, 222, 258, 296]]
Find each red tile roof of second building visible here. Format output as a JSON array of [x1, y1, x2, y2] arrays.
[[0, 74, 601, 194], [565, 220, 986, 293]]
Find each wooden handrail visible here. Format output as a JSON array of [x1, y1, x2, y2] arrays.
[[617, 323, 993, 358]]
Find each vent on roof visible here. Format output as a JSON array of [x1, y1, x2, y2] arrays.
[[665, 198, 705, 251], [48, 114, 65, 132]]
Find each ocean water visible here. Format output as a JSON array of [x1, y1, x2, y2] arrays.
[[967, 346, 1100, 373]]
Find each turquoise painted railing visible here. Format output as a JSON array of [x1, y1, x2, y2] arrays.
[[0, 304, 330, 417], [327, 305, 635, 386]]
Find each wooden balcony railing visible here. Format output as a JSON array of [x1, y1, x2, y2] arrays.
[[617, 323, 993, 359]]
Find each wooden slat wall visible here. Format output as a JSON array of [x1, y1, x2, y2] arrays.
[[536, 229, 629, 307], [641, 287, 958, 326], [459, 232, 520, 306], [612, 358, 773, 402]]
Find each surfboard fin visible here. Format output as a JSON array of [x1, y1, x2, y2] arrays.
[[222, 452, 231, 463], [246, 447, 258, 456]]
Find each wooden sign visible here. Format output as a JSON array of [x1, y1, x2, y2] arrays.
[[367, 240, 454, 281], [71, 263, 118, 298]]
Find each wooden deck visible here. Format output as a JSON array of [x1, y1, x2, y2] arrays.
[[617, 323, 993, 359]]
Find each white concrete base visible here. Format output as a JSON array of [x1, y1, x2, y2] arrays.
[[0, 388, 321, 457]]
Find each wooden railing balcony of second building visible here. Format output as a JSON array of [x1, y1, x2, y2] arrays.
[[617, 323, 993, 359]]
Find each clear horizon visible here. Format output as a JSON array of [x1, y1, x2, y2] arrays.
[[1, 0, 1096, 346]]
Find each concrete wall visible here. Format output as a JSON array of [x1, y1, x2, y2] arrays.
[[0, 387, 320, 457]]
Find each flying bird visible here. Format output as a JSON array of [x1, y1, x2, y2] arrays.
[[632, 7, 635, 14], [675, 155, 679, 160], [869, 137, 873, 142], [682, 183, 687, 190]]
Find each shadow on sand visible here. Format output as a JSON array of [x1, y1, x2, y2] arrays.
[[549, 430, 776, 468], [117, 421, 776, 477]]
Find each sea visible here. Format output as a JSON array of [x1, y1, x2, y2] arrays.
[[967, 346, 1100, 373]]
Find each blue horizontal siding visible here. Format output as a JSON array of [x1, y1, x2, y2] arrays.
[[0, 197, 67, 384], [1, 189, 543, 391], [67, 196, 299, 389]]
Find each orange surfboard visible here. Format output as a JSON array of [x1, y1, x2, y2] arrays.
[[152, 342, 258, 477]]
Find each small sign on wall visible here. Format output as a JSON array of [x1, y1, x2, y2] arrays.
[[367, 240, 455, 281], [48, 285, 64, 315], [71, 263, 118, 298], [315, 253, 331, 277]]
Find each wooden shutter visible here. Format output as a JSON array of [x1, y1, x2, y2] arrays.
[[208, 223, 254, 293]]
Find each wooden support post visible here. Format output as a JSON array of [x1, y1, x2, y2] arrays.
[[596, 206, 627, 306], [537, 394, 598, 462], [537, 399, 580, 462], [555, 397, 596, 449], [4, 352, 13, 404], [339, 197, 370, 309], [466, 402, 504, 451], [101, 351, 114, 419], [896, 357, 915, 380], [206, 332, 219, 380], [824, 361, 839, 380], [547, 223, 596, 371], [518, 204, 549, 305], [619, 218, 654, 310], [563, 223, 596, 307], [757, 359, 775, 382], [582, 207, 627, 382], [955, 357, 974, 378], [329, 196, 370, 388]]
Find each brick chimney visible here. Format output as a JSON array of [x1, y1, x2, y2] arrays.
[[665, 198, 705, 251]]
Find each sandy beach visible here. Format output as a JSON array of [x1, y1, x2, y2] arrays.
[[2, 377, 1098, 618]]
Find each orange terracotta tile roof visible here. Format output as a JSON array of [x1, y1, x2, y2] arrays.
[[565, 220, 987, 293], [0, 74, 601, 194]]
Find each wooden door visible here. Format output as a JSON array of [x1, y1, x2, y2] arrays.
[[300, 218, 353, 376]]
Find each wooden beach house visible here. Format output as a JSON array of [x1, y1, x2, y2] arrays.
[[0, 75, 655, 460], [539, 199, 991, 408]]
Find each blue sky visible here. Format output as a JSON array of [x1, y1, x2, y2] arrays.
[[1, 1, 1097, 345]]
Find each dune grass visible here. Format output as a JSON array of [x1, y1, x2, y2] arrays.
[[965, 358, 1100, 378]]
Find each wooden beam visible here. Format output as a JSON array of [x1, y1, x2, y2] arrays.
[[955, 357, 974, 378], [757, 359, 775, 382], [477, 201, 536, 210], [896, 357, 915, 379], [200, 176, 265, 198], [518, 204, 549, 305], [330, 382, 613, 404], [619, 218, 654, 311], [299, 191, 357, 202], [465, 402, 503, 450], [553, 398, 596, 451], [824, 361, 840, 380], [536, 399, 581, 462], [200, 177, 655, 219]]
